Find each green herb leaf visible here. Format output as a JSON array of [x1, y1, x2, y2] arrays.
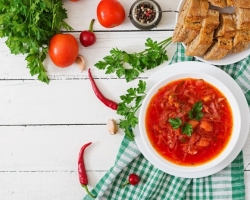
[[169, 118, 182, 129], [117, 80, 147, 140], [188, 101, 203, 121], [0, 0, 73, 83], [94, 37, 172, 82], [182, 123, 193, 136]]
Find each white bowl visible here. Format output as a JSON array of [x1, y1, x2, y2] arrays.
[[139, 72, 241, 173]]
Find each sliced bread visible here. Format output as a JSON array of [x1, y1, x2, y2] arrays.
[[231, 42, 250, 53], [185, 29, 214, 56], [186, 0, 209, 22], [202, 9, 220, 33], [204, 37, 233, 60], [234, 7, 250, 30], [232, 0, 250, 8], [173, 0, 191, 42], [233, 30, 250, 45], [226, 0, 234, 6], [208, 0, 227, 8], [214, 13, 236, 38]]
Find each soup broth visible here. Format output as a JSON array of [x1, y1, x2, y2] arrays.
[[145, 78, 233, 166]]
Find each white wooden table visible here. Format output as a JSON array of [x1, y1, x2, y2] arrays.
[[0, 0, 249, 199]]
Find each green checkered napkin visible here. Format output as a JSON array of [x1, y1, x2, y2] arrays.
[[84, 43, 249, 200]]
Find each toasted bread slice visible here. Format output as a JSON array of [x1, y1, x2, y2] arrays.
[[202, 9, 220, 33], [234, 7, 250, 30], [186, 0, 209, 22], [233, 30, 250, 45], [173, 0, 209, 43], [215, 14, 236, 38], [173, 0, 192, 42], [185, 29, 214, 56], [183, 28, 201, 45], [232, 0, 250, 8], [204, 37, 233, 60], [226, 0, 234, 6], [231, 42, 250, 53], [208, 0, 227, 8]]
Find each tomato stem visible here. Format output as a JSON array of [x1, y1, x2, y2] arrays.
[[89, 19, 95, 32], [121, 180, 129, 188]]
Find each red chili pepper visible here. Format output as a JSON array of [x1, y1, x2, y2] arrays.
[[88, 68, 119, 110], [78, 142, 96, 198]]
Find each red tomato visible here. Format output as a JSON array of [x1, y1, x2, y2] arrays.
[[49, 34, 78, 68], [97, 0, 125, 28]]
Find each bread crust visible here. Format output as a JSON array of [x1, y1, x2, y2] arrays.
[[204, 37, 233, 60], [208, 0, 227, 8], [173, 0, 209, 43], [232, 0, 250, 8], [202, 9, 220, 33], [231, 42, 250, 53], [234, 7, 250, 30], [186, 0, 209, 22], [185, 29, 214, 56], [215, 14, 236, 38]]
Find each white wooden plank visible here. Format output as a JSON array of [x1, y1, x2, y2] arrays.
[[63, 0, 179, 31], [0, 171, 100, 200], [0, 79, 137, 124], [0, 126, 123, 171], [0, 31, 176, 80]]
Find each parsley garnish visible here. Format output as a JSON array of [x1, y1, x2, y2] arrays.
[[182, 123, 193, 136], [0, 0, 73, 83], [169, 101, 203, 136], [188, 101, 203, 120], [169, 118, 182, 129], [117, 80, 146, 140], [94, 37, 172, 82]]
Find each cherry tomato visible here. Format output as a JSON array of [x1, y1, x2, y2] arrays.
[[121, 173, 140, 188], [80, 19, 96, 47], [97, 0, 125, 28], [49, 34, 78, 68], [128, 174, 140, 185]]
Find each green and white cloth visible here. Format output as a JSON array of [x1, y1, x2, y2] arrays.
[[84, 43, 248, 200]]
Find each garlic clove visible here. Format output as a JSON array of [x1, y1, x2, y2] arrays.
[[75, 54, 86, 72], [107, 119, 118, 135]]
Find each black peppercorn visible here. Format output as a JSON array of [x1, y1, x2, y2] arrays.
[[129, 0, 162, 30]]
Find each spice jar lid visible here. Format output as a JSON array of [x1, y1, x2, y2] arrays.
[[129, 0, 162, 30]]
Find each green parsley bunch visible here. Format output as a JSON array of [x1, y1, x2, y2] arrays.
[[95, 37, 172, 82], [0, 0, 73, 83]]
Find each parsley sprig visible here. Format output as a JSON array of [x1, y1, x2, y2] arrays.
[[169, 101, 203, 136], [0, 0, 73, 83], [117, 80, 146, 140], [95, 37, 172, 82], [188, 101, 203, 120]]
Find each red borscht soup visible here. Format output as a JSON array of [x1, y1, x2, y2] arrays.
[[145, 78, 233, 166]]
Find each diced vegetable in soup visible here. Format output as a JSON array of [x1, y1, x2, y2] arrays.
[[145, 78, 233, 166]]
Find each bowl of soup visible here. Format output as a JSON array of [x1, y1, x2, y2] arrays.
[[138, 72, 241, 173]]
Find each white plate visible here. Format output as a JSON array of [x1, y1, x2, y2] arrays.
[[176, 0, 250, 66], [134, 61, 250, 178]]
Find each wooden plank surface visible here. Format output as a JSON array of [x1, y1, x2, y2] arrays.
[[0, 0, 249, 199]]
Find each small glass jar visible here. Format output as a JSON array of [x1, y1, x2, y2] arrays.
[[129, 0, 162, 30]]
